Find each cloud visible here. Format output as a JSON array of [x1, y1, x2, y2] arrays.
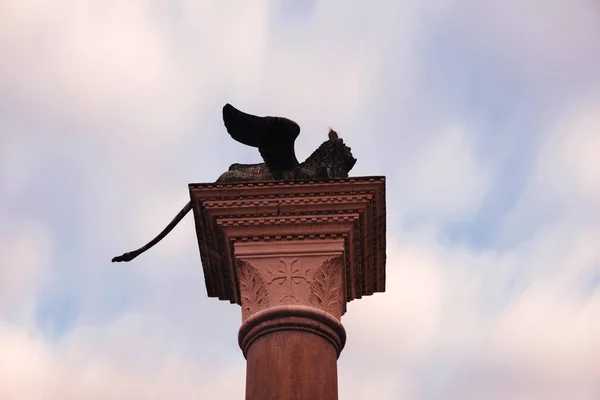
[[540, 99, 600, 207], [1, 0, 599, 399], [0, 316, 246, 400], [0, 219, 51, 317], [393, 123, 492, 223]]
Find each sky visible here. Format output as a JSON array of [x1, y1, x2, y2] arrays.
[[1, 0, 599, 399]]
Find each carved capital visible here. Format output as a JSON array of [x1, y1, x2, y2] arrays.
[[234, 239, 346, 321], [190, 177, 386, 307]]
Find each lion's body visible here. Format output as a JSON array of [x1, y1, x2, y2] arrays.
[[217, 138, 355, 182]]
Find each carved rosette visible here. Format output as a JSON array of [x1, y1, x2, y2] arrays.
[[266, 258, 310, 305], [309, 255, 344, 319], [237, 259, 270, 320]]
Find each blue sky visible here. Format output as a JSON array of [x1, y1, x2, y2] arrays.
[[1, 1, 599, 398]]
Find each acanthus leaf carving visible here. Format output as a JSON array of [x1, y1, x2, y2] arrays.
[[237, 259, 270, 315], [309, 255, 343, 316]]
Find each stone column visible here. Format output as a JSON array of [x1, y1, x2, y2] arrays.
[[236, 240, 346, 400], [189, 177, 386, 400]]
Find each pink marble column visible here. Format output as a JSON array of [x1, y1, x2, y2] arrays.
[[189, 177, 386, 400], [236, 240, 346, 400]]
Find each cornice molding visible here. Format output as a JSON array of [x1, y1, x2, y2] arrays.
[[189, 176, 386, 307]]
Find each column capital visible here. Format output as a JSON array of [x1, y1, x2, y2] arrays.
[[189, 176, 387, 311], [235, 240, 345, 320]]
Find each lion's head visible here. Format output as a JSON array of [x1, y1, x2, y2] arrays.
[[299, 129, 357, 179]]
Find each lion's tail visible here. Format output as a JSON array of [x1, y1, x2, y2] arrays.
[[111, 201, 193, 262]]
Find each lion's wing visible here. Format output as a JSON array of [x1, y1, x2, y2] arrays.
[[222, 103, 300, 173]]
